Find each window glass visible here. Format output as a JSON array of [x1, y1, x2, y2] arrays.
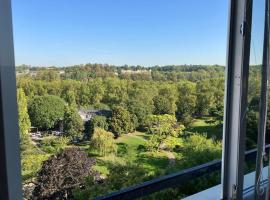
[[13, 0, 228, 199]]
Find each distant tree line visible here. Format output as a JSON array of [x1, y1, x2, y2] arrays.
[[16, 64, 263, 147]]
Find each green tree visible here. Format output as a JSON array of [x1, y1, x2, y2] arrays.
[[63, 106, 84, 139], [28, 95, 66, 130], [127, 83, 155, 128], [90, 128, 117, 156], [62, 90, 77, 106], [85, 116, 109, 139], [144, 114, 183, 151], [195, 81, 214, 115], [127, 99, 152, 129], [209, 104, 224, 124], [17, 88, 31, 136], [110, 106, 135, 137], [176, 82, 196, 125], [182, 134, 222, 167], [153, 96, 174, 115]]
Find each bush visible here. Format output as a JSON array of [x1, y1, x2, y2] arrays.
[[73, 163, 150, 200], [21, 154, 50, 181], [85, 116, 109, 139], [164, 136, 183, 151], [181, 133, 222, 167], [117, 143, 128, 156], [33, 147, 98, 200], [90, 128, 117, 156], [40, 136, 69, 153]]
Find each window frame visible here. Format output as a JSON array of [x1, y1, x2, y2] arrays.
[[0, 0, 22, 199]]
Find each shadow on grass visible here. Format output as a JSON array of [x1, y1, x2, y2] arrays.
[[117, 142, 128, 156], [137, 134, 151, 141], [136, 153, 169, 173], [187, 123, 223, 140]]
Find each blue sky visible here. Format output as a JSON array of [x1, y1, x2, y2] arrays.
[[11, 0, 264, 67]]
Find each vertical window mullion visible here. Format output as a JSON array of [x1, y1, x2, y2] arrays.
[[221, 0, 253, 199], [0, 0, 22, 199]]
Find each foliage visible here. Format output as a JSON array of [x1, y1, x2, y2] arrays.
[[17, 64, 263, 199], [144, 114, 178, 136], [28, 95, 66, 130], [246, 110, 258, 149], [33, 147, 99, 200], [62, 90, 77, 106], [176, 82, 196, 117], [73, 163, 150, 200], [78, 79, 105, 107], [181, 134, 222, 167], [153, 95, 174, 115], [90, 128, 117, 156], [40, 136, 69, 153], [209, 104, 224, 124], [85, 116, 109, 139], [144, 115, 184, 151], [63, 106, 84, 139], [21, 153, 50, 181], [164, 136, 183, 151], [17, 88, 31, 137], [110, 106, 135, 137], [195, 81, 214, 115]]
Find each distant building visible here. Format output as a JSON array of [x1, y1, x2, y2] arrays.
[[78, 109, 111, 122], [121, 69, 151, 74], [59, 70, 65, 75], [16, 69, 30, 76], [29, 71, 37, 77]]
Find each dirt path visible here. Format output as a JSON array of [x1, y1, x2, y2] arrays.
[[166, 151, 176, 166], [30, 140, 46, 154]]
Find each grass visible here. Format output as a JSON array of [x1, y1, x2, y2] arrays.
[[92, 132, 175, 176], [93, 132, 147, 175], [23, 118, 222, 182], [187, 117, 223, 140], [115, 132, 147, 160]]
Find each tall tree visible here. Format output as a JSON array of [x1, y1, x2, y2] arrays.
[[110, 106, 134, 137], [63, 106, 84, 139], [153, 96, 174, 115], [195, 80, 214, 115], [28, 95, 66, 130], [176, 82, 196, 126], [17, 88, 31, 136]]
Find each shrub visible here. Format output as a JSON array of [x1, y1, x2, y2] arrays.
[[182, 133, 222, 167], [85, 116, 109, 139], [21, 154, 50, 181], [40, 136, 69, 153], [90, 128, 117, 156], [33, 147, 98, 200], [73, 163, 150, 200]]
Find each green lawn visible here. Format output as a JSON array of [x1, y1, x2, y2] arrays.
[[187, 117, 223, 140], [22, 118, 222, 182], [23, 117, 221, 181], [93, 132, 173, 176]]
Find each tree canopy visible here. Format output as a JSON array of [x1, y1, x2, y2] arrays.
[[28, 95, 66, 130]]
